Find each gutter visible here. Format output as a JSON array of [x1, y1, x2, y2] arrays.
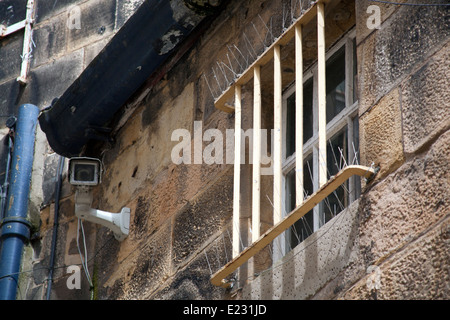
[[39, 0, 223, 157]]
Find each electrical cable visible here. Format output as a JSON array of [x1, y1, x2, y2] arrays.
[[45, 155, 65, 300], [77, 218, 94, 298], [0, 231, 115, 300]]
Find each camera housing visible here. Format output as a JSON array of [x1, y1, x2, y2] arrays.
[[69, 157, 102, 186], [68, 157, 130, 241]]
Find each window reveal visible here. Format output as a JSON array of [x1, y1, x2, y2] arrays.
[[209, 1, 376, 288], [282, 30, 359, 253]]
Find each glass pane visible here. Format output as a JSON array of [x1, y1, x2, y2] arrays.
[[323, 128, 348, 224], [286, 94, 295, 158], [304, 79, 314, 143], [286, 154, 314, 250], [286, 167, 296, 212], [326, 46, 346, 123], [285, 79, 314, 158], [352, 38, 358, 103]]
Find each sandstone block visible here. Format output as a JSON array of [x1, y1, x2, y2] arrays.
[[0, 0, 27, 26], [66, 0, 116, 51], [35, 0, 82, 23], [0, 78, 21, 120], [172, 170, 233, 269], [0, 31, 23, 81], [358, 130, 450, 267], [359, 87, 404, 180], [99, 82, 194, 210], [358, 4, 448, 114], [355, 0, 405, 45], [151, 230, 231, 300], [31, 14, 67, 68], [123, 220, 173, 299], [401, 42, 450, 155], [342, 215, 450, 300], [30, 49, 84, 108]]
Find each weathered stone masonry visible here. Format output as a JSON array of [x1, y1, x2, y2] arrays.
[[93, 0, 449, 300], [0, 0, 448, 300], [0, 0, 145, 299]]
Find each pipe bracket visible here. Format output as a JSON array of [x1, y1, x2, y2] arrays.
[[0, 216, 32, 241]]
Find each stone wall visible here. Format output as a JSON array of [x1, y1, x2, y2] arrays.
[[0, 0, 144, 117], [2, 0, 447, 300], [342, 1, 449, 299], [242, 200, 362, 299], [89, 0, 314, 300], [0, 0, 144, 299]]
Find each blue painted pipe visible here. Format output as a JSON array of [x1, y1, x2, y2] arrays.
[[0, 104, 39, 300]]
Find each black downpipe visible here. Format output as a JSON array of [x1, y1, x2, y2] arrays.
[[45, 155, 65, 300], [0, 134, 13, 221]]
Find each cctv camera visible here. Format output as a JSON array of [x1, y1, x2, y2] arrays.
[[69, 156, 130, 241], [69, 157, 102, 186]]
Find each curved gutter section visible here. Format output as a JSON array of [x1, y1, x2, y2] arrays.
[[39, 0, 222, 157]]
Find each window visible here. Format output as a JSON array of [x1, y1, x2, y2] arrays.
[[210, 2, 377, 288], [282, 29, 359, 253]]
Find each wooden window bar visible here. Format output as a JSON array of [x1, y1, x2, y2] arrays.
[[317, 2, 327, 188], [213, 0, 363, 288], [295, 23, 304, 207], [214, 0, 334, 114], [212, 165, 376, 288], [232, 85, 242, 258], [252, 66, 261, 243]]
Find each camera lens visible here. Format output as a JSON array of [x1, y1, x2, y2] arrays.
[[74, 164, 96, 182]]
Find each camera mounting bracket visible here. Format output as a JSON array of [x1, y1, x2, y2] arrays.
[[74, 186, 130, 241]]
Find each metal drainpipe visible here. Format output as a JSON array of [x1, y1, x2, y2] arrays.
[[0, 104, 39, 300]]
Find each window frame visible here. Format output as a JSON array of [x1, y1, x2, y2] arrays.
[[281, 28, 359, 255]]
